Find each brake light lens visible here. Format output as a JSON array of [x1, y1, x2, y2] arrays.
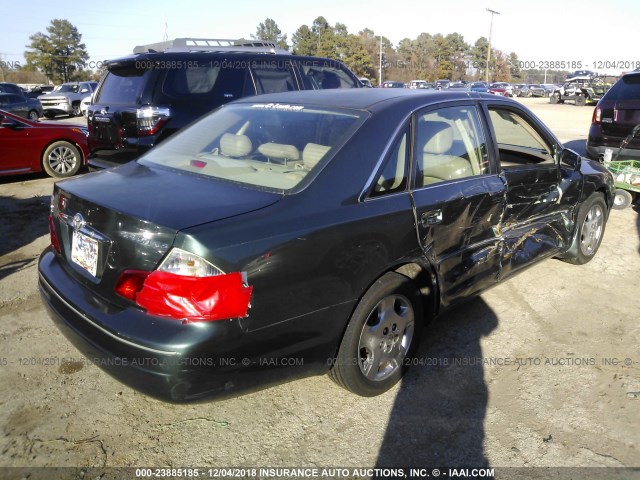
[[136, 271, 252, 321], [48, 215, 61, 254], [136, 106, 170, 136], [115, 270, 149, 301], [114, 249, 252, 321], [593, 107, 601, 124]]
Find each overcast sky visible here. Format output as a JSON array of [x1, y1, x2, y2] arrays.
[[2, 0, 639, 75]]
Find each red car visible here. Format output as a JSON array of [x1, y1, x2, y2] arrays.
[[0, 109, 88, 178]]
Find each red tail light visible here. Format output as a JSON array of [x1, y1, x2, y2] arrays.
[[115, 270, 150, 301], [136, 106, 170, 136], [115, 270, 253, 322], [48, 215, 61, 254], [592, 107, 601, 124], [136, 271, 253, 322]]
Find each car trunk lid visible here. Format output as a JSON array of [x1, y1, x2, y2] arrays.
[[51, 161, 280, 304]]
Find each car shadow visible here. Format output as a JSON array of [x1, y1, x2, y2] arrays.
[[375, 297, 498, 469], [0, 186, 51, 261]]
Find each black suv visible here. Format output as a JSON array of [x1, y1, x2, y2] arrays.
[[586, 71, 640, 161], [87, 38, 362, 169]]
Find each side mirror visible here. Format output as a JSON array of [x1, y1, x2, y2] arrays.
[[559, 148, 582, 170]]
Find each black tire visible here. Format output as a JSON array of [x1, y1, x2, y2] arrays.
[[575, 95, 586, 106], [42, 141, 82, 178], [71, 104, 81, 117], [550, 93, 559, 104], [27, 110, 40, 121], [329, 272, 423, 396], [613, 189, 633, 210], [44, 111, 55, 119], [563, 194, 607, 265]]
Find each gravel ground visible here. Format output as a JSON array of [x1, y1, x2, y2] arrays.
[[0, 99, 638, 480]]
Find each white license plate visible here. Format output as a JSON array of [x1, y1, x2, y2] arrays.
[[71, 230, 99, 277]]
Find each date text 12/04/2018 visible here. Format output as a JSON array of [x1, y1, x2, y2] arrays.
[[518, 60, 640, 70]]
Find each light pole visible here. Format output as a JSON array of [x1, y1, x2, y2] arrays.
[[379, 35, 383, 86], [485, 8, 500, 83]]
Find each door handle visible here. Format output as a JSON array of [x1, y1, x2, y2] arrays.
[[420, 209, 442, 226]]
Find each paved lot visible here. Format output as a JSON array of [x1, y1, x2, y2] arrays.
[[0, 98, 639, 479]]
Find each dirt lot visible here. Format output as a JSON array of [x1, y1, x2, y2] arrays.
[[1, 98, 639, 480]]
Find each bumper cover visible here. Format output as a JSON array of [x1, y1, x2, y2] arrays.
[[38, 248, 340, 402]]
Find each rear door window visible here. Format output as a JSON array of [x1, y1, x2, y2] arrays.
[[250, 61, 297, 94], [162, 63, 249, 102], [298, 63, 360, 89]]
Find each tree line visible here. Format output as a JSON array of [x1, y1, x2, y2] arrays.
[[1, 17, 573, 86]]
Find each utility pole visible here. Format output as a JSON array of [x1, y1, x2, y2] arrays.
[[485, 8, 500, 83], [379, 35, 383, 86]]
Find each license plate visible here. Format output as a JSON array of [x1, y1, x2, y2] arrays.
[[71, 230, 99, 277]]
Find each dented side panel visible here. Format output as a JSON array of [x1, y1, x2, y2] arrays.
[[499, 165, 582, 279], [411, 175, 506, 310]]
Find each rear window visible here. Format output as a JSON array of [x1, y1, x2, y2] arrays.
[[140, 103, 366, 193], [603, 75, 640, 101], [97, 68, 148, 104]]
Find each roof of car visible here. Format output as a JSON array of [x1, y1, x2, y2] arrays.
[[231, 88, 501, 111]]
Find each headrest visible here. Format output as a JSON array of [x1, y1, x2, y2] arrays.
[[257, 143, 300, 161], [421, 121, 454, 155], [220, 133, 252, 157], [302, 143, 331, 169]]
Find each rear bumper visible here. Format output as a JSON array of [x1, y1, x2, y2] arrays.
[[38, 248, 336, 402], [586, 142, 640, 161]]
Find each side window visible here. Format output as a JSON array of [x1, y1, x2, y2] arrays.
[[250, 62, 297, 94], [414, 105, 488, 188], [488, 108, 554, 167], [370, 128, 408, 197], [299, 64, 359, 90], [163, 64, 247, 101]]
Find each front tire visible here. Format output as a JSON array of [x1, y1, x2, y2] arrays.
[[71, 104, 81, 117], [550, 93, 559, 104], [563, 194, 607, 265], [28, 110, 40, 121], [42, 141, 82, 178], [329, 272, 423, 396]]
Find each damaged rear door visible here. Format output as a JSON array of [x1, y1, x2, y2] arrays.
[[410, 103, 505, 309], [484, 104, 581, 279]]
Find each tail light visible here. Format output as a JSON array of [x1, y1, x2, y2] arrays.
[[136, 106, 170, 136], [48, 215, 61, 254], [593, 107, 601, 124], [115, 249, 252, 322]]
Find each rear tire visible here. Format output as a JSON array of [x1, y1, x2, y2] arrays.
[[329, 272, 423, 396], [550, 93, 559, 104], [613, 189, 633, 210], [576, 95, 586, 106], [28, 110, 40, 121], [42, 141, 82, 178], [563, 194, 607, 265]]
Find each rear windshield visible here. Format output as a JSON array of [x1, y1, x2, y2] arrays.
[[96, 68, 148, 104], [140, 103, 366, 193], [604, 75, 640, 101]]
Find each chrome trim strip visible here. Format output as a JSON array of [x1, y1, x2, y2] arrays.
[[39, 273, 179, 356]]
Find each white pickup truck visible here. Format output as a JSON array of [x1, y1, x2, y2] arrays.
[[39, 81, 97, 118]]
